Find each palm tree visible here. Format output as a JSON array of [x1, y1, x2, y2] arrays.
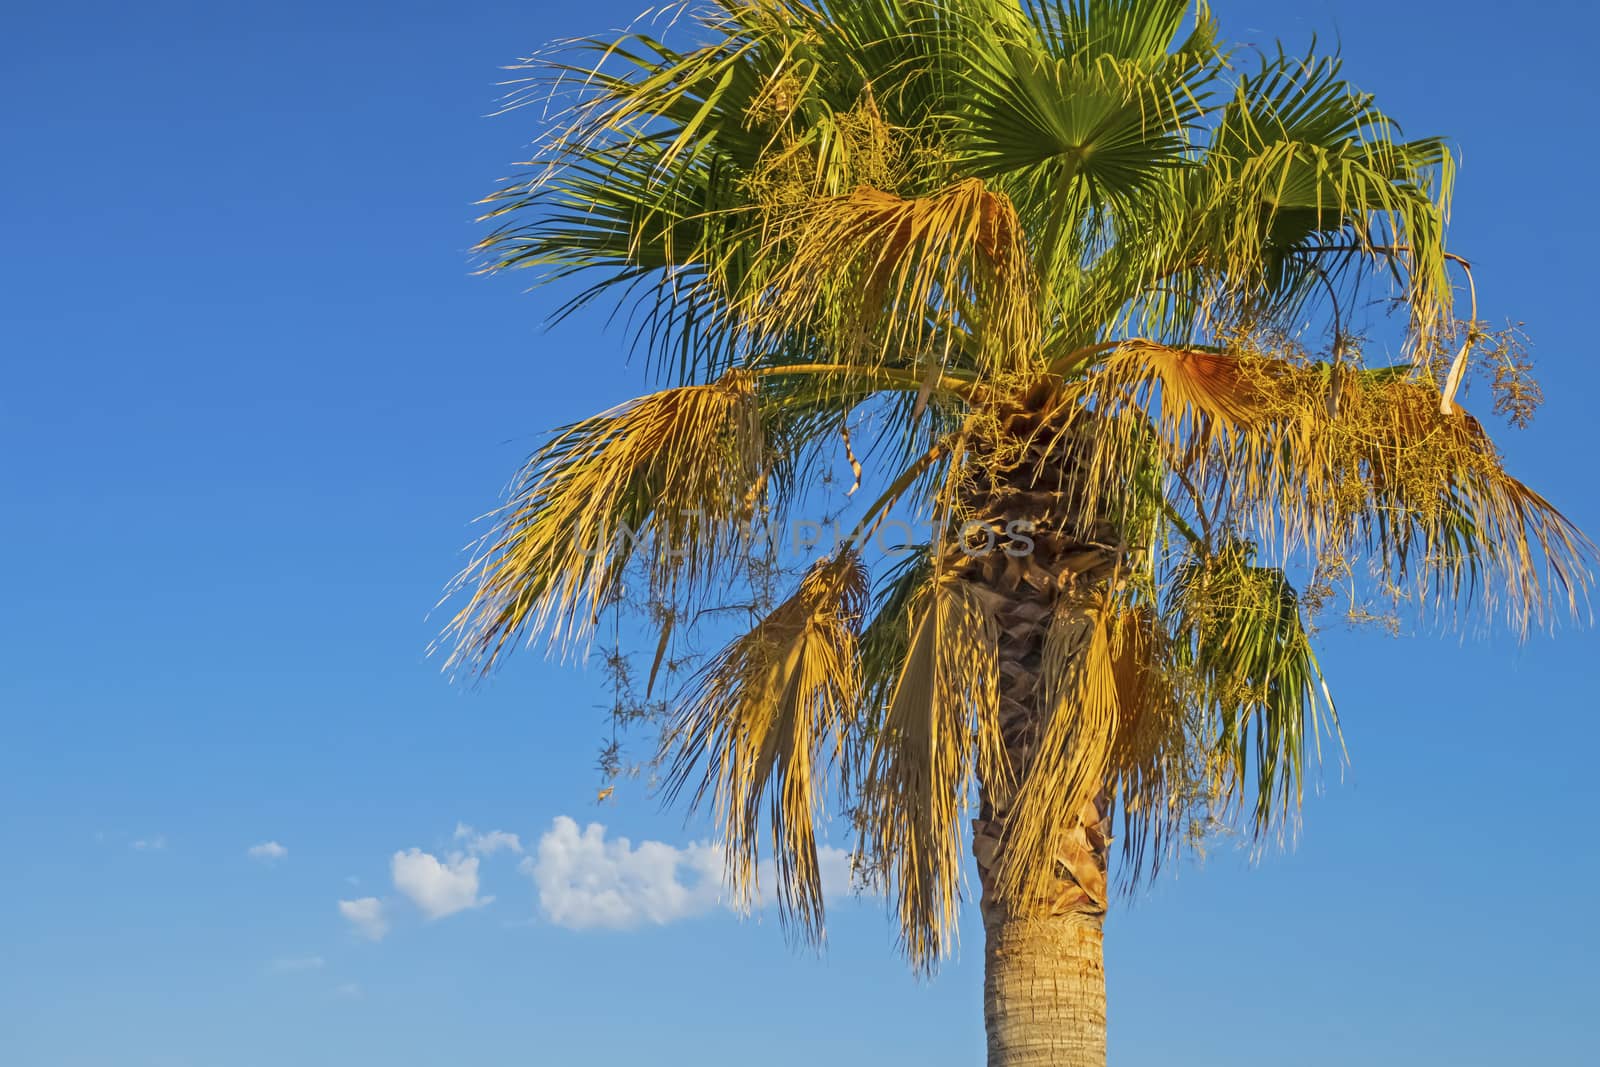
[[445, 2, 1592, 1063]]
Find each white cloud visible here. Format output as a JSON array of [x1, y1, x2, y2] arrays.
[[525, 816, 857, 931], [817, 844, 855, 900], [526, 817, 722, 930], [331, 982, 363, 1000], [338, 897, 388, 941], [391, 849, 490, 919], [130, 835, 167, 851], [454, 823, 523, 857], [248, 841, 288, 863], [270, 956, 325, 973]]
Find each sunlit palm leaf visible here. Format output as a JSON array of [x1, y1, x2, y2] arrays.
[[746, 178, 1039, 376], [858, 574, 1004, 969], [1103, 602, 1190, 887], [665, 552, 870, 941], [990, 593, 1121, 906], [1167, 542, 1336, 836], [1197, 49, 1453, 343], [445, 374, 764, 669]]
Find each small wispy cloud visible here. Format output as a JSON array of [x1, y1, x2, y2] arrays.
[[391, 849, 490, 919], [524, 816, 855, 932], [330, 982, 363, 1000], [454, 823, 523, 857], [130, 835, 168, 852], [269, 956, 325, 973], [338, 897, 388, 942], [248, 841, 288, 863]]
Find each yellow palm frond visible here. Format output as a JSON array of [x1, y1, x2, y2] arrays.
[[742, 178, 1039, 377], [990, 594, 1123, 909], [444, 373, 764, 671], [1103, 605, 1191, 888], [1098, 340, 1266, 427], [1225, 362, 1593, 631], [857, 575, 1004, 970], [1071, 341, 1591, 632], [664, 552, 869, 942], [1034, 340, 1280, 545], [1345, 384, 1592, 631]]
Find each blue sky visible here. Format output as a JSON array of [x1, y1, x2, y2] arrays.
[[3, 2, 1597, 1065]]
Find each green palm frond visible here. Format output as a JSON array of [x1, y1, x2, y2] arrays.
[[856, 547, 936, 723], [953, 0, 1221, 338], [1167, 541, 1335, 836], [1196, 48, 1453, 339], [1027, 0, 1201, 57]]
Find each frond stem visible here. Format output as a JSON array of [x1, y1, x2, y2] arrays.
[[1168, 467, 1215, 552], [1045, 340, 1124, 378], [840, 436, 955, 553]]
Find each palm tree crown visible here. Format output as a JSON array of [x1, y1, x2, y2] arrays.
[[445, 0, 1591, 972]]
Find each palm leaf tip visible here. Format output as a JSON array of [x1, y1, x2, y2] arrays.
[[1168, 544, 1337, 839], [443, 373, 766, 674], [664, 551, 870, 943], [858, 575, 1003, 970]]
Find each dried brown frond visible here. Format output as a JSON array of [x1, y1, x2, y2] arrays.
[[990, 593, 1122, 909], [664, 551, 869, 942], [1230, 356, 1591, 630], [1104, 605, 1193, 887], [1070, 333, 1590, 632]]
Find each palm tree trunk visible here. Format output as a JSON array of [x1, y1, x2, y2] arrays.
[[962, 386, 1121, 1067], [981, 908, 1106, 1067], [966, 576, 1117, 1067], [975, 787, 1111, 1067]]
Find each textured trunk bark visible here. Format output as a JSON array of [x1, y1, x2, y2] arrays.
[[982, 911, 1106, 1067], [975, 790, 1110, 1067], [960, 387, 1121, 1067]]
